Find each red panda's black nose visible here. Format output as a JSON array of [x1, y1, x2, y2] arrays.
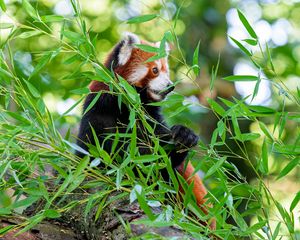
[[165, 85, 175, 94]]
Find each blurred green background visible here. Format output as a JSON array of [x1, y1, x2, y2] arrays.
[[0, 0, 299, 237]]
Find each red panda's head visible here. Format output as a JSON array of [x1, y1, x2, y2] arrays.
[[104, 33, 174, 102]]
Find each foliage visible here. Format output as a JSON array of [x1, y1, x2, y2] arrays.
[[0, 0, 299, 239]]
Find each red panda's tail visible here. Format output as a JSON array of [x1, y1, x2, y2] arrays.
[[176, 161, 216, 230]]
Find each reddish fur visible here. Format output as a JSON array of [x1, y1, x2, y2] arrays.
[[89, 81, 109, 92]]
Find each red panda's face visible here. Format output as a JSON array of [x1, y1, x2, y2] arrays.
[[106, 33, 174, 102]]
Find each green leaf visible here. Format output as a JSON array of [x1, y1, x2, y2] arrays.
[[207, 98, 226, 116], [70, 87, 89, 95], [0, 0, 6, 11], [169, 104, 189, 118], [192, 40, 200, 76], [119, 75, 140, 103], [62, 95, 85, 116], [251, 75, 261, 101], [63, 30, 85, 43], [18, 30, 42, 39], [130, 124, 137, 158], [259, 122, 274, 141], [63, 139, 89, 155], [24, 80, 40, 98], [231, 113, 242, 139], [22, 0, 38, 19], [249, 105, 275, 114], [16, 214, 44, 235], [0, 23, 14, 29], [145, 52, 167, 63], [217, 119, 226, 142], [244, 220, 266, 234], [44, 209, 61, 218], [242, 38, 258, 46], [41, 15, 64, 22], [12, 196, 40, 209], [210, 54, 220, 91], [277, 157, 299, 179], [135, 44, 160, 53], [223, 75, 258, 82], [64, 54, 80, 64], [205, 157, 226, 178], [127, 14, 158, 24], [239, 133, 260, 142], [74, 156, 89, 177], [128, 108, 136, 129], [261, 138, 268, 174], [136, 192, 155, 220], [6, 111, 31, 125], [237, 9, 258, 39], [30, 51, 58, 79], [266, 43, 275, 72], [0, 225, 14, 235], [90, 127, 112, 165], [134, 155, 161, 163], [290, 191, 300, 212], [229, 36, 252, 57], [130, 185, 142, 204], [0, 208, 11, 215], [83, 92, 101, 115], [272, 222, 281, 240]]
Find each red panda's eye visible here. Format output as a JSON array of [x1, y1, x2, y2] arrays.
[[152, 67, 159, 75]]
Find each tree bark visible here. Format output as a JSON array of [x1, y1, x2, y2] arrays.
[[1, 192, 193, 240]]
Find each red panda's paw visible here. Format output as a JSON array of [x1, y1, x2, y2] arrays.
[[171, 125, 199, 149]]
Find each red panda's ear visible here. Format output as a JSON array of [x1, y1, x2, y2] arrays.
[[118, 32, 140, 66]]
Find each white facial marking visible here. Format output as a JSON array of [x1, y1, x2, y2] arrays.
[[148, 72, 172, 93], [149, 91, 162, 101], [128, 65, 148, 83], [155, 60, 162, 70]]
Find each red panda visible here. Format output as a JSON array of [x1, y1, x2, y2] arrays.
[[77, 32, 216, 230]]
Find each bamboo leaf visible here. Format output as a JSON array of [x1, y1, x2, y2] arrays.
[[210, 54, 220, 91], [30, 50, 59, 79], [0, 0, 6, 11], [205, 157, 226, 178], [237, 9, 258, 39], [41, 15, 64, 22], [83, 92, 101, 115], [18, 30, 42, 39], [242, 38, 258, 46], [290, 191, 300, 212], [63, 139, 90, 156], [134, 155, 161, 163], [22, 0, 38, 19], [136, 192, 155, 220], [261, 138, 268, 174], [229, 36, 252, 56], [259, 122, 274, 141], [207, 98, 226, 116], [24, 80, 40, 98], [135, 44, 160, 53], [43, 209, 61, 218], [277, 157, 299, 179], [223, 75, 258, 82], [127, 14, 158, 24], [0, 23, 14, 29], [192, 40, 200, 76]]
